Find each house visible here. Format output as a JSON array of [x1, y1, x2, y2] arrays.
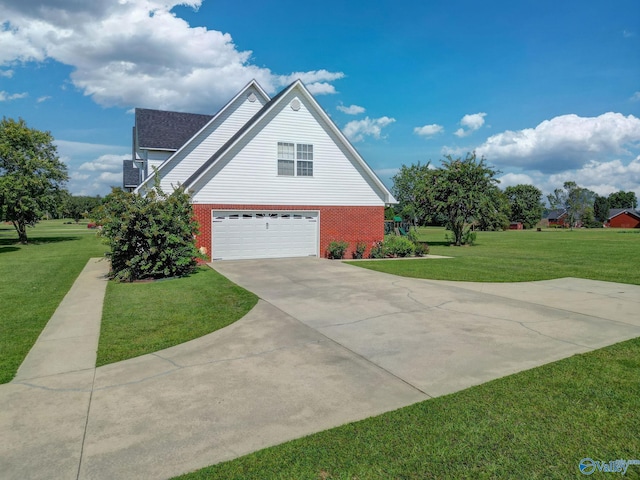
[[126, 80, 396, 260], [546, 209, 568, 227], [605, 208, 640, 228], [508, 222, 523, 230]]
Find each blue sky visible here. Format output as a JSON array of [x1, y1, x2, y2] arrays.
[[1, 0, 639, 200]]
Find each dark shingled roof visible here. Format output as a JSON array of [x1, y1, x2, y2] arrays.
[[135, 108, 213, 150], [546, 209, 566, 220], [608, 208, 640, 221], [123, 160, 141, 188]]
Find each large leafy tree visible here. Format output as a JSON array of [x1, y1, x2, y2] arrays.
[[0, 118, 68, 243], [475, 186, 510, 231], [63, 194, 103, 222], [392, 162, 435, 226], [608, 190, 638, 209], [504, 184, 544, 229], [547, 181, 595, 229], [432, 152, 502, 245]]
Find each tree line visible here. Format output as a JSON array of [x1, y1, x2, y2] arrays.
[[392, 154, 637, 245]]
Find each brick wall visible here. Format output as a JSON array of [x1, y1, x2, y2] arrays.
[[192, 204, 384, 260]]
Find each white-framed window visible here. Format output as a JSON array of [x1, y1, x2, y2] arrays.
[[278, 142, 313, 177]]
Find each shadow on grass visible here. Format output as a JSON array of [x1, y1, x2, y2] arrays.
[[0, 246, 21, 254], [0, 236, 80, 246]]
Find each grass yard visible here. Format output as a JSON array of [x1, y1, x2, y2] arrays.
[[0, 220, 106, 383], [348, 227, 640, 285], [176, 336, 640, 479], [97, 267, 257, 366]]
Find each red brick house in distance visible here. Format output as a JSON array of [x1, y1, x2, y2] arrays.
[[605, 208, 640, 228], [125, 80, 396, 260]]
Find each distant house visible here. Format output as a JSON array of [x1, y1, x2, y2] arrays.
[[508, 222, 523, 230], [124, 79, 396, 260], [546, 209, 568, 227], [605, 208, 640, 228]]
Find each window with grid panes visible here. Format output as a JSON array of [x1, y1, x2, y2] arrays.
[[277, 142, 313, 176], [277, 142, 295, 176]]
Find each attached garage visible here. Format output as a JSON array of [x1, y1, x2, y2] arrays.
[[212, 210, 319, 260]]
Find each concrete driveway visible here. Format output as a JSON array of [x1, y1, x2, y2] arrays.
[[213, 258, 640, 398], [2, 258, 640, 480]]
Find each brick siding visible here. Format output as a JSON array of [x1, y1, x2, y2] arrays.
[[192, 204, 384, 260]]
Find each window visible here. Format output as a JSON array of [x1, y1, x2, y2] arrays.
[[277, 142, 294, 176], [278, 142, 313, 177]]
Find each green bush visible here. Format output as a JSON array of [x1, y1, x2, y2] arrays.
[[352, 241, 367, 259], [383, 235, 415, 257], [369, 241, 385, 259], [94, 183, 201, 282], [414, 242, 430, 257], [327, 240, 349, 259]]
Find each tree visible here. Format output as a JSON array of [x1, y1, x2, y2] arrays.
[[593, 195, 609, 223], [475, 186, 510, 231], [94, 182, 201, 282], [608, 190, 638, 209], [63, 195, 103, 222], [391, 162, 435, 226], [432, 152, 502, 245], [547, 181, 595, 229], [0, 118, 68, 243], [504, 184, 544, 229]]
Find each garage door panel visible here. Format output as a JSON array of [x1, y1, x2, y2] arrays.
[[212, 211, 318, 260]]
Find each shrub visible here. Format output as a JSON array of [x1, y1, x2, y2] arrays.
[[369, 241, 385, 259], [383, 235, 415, 257], [414, 242, 430, 257], [327, 240, 349, 259], [352, 241, 367, 259], [93, 182, 201, 282]]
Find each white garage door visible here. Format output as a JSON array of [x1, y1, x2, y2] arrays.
[[212, 211, 319, 260]]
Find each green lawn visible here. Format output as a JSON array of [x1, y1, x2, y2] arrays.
[[0, 220, 106, 383], [97, 267, 257, 366], [348, 227, 640, 285]]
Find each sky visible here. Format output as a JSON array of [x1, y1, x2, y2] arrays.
[[1, 0, 639, 202]]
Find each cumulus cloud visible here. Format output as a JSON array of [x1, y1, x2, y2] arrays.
[[475, 112, 640, 173], [454, 112, 487, 137], [497, 172, 536, 188], [631, 92, 640, 102], [337, 104, 366, 115], [0, 91, 27, 101], [0, 69, 14, 77], [343, 116, 395, 143], [414, 124, 444, 138], [0, 0, 343, 112], [37, 95, 51, 103]]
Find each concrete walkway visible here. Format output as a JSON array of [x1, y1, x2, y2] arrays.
[[1, 257, 640, 480]]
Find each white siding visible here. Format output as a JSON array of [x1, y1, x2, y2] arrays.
[[192, 91, 387, 206], [156, 86, 268, 191]]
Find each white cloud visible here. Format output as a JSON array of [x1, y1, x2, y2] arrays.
[[0, 0, 343, 112], [343, 116, 395, 143], [454, 112, 487, 137], [37, 95, 51, 103], [414, 124, 444, 138], [475, 112, 640, 173], [497, 172, 536, 188], [0, 91, 28, 101], [0, 69, 14, 78], [631, 91, 640, 102], [337, 104, 366, 115]]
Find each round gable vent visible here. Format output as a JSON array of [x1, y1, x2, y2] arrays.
[[248, 92, 257, 102], [290, 99, 301, 111]]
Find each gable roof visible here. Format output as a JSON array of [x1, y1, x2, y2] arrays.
[[136, 109, 213, 151], [135, 80, 271, 193], [546, 209, 566, 220], [183, 80, 396, 204], [608, 208, 640, 221]]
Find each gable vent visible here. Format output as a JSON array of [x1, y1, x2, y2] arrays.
[[247, 92, 257, 102], [290, 99, 301, 111]]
